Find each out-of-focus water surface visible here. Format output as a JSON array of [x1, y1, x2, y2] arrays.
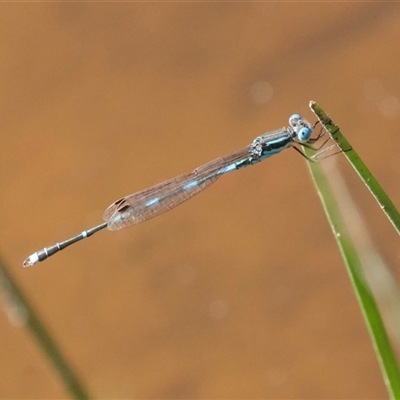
[[1, 3, 400, 398]]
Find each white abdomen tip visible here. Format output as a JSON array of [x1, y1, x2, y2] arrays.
[[23, 253, 39, 267]]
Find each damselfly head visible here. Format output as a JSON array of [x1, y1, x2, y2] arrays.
[[288, 114, 313, 143]]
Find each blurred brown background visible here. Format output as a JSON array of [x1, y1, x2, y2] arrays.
[[1, 2, 400, 399]]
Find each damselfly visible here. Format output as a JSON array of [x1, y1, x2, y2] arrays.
[[23, 113, 331, 267]]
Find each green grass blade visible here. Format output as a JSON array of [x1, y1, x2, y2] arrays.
[[326, 162, 400, 351], [0, 256, 90, 400], [303, 128, 400, 399], [309, 101, 400, 236]]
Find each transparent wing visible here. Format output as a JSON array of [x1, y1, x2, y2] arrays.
[[103, 146, 250, 230]]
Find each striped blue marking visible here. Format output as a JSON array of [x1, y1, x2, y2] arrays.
[[222, 164, 236, 173], [183, 181, 198, 190], [266, 136, 290, 147], [145, 198, 159, 207]]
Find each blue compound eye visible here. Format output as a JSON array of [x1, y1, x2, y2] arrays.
[[298, 126, 312, 142], [289, 113, 301, 128]]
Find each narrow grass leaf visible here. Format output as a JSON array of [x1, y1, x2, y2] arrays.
[[303, 119, 400, 398]]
